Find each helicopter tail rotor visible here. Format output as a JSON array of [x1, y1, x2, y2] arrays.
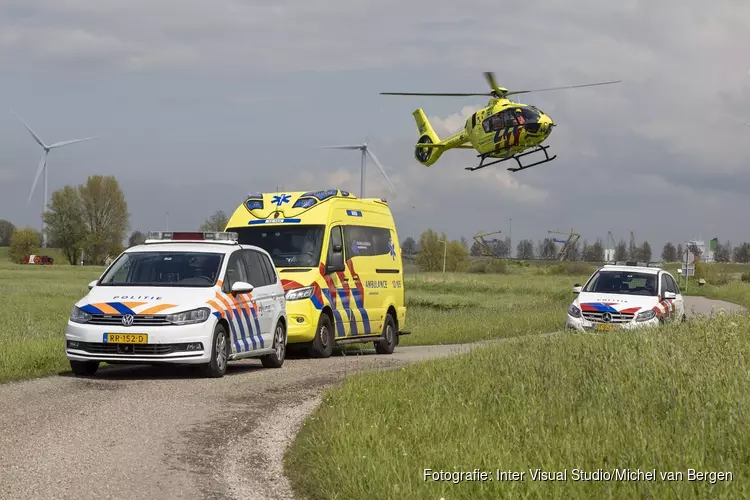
[[412, 108, 445, 167]]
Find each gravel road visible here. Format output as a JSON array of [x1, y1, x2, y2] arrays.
[[0, 296, 744, 500]]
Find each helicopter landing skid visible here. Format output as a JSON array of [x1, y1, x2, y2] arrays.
[[465, 145, 557, 172]]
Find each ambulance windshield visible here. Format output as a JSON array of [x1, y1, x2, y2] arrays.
[[233, 225, 325, 268]]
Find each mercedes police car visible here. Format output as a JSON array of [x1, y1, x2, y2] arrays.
[[65, 231, 288, 378], [566, 261, 685, 332]]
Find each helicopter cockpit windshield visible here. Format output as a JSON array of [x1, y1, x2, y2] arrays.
[[482, 106, 541, 133]]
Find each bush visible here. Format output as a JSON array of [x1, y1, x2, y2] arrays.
[[8, 227, 41, 263], [467, 259, 508, 274], [741, 272, 750, 283], [545, 262, 596, 276]]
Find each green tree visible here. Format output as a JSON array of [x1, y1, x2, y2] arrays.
[[614, 239, 628, 261], [0, 219, 15, 246], [583, 239, 605, 262], [715, 240, 731, 262], [42, 186, 87, 265], [415, 229, 468, 272], [640, 241, 652, 262], [401, 237, 416, 256], [661, 242, 677, 262], [200, 210, 229, 231], [516, 239, 534, 260], [733, 243, 750, 263], [537, 238, 557, 260], [676, 243, 684, 261], [9, 227, 41, 263], [128, 230, 146, 247], [79, 175, 130, 265]]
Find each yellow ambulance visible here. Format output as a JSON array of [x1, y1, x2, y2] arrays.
[[224, 189, 409, 358]]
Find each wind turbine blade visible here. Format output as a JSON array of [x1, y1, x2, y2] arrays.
[[28, 152, 47, 203], [321, 145, 363, 150], [365, 148, 397, 194], [11, 110, 47, 149], [48, 136, 98, 148]]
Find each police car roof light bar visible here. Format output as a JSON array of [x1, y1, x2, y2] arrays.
[[145, 231, 239, 243]]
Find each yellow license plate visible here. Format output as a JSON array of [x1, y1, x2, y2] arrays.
[[594, 323, 615, 331], [104, 333, 148, 344]]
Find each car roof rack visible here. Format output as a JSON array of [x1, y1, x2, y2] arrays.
[[143, 231, 239, 244]]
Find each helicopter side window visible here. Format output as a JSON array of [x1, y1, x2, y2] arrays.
[[500, 109, 517, 128], [521, 107, 540, 122]]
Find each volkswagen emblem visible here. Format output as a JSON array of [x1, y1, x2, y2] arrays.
[[602, 312, 612, 323], [121, 314, 135, 326]]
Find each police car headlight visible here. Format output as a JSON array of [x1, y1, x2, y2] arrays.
[[286, 286, 314, 301], [636, 310, 656, 322], [166, 307, 210, 325], [568, 304, 581, 318], [70, 306, 92, 324]]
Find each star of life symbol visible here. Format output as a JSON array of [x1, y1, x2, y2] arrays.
[[272, 194, 291, 206], [388, 239, 396, 260]]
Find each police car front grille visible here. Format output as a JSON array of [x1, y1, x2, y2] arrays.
[[69, 341, 190, 355], [582, 312, 634, 323], [87, 314, 170, 326]]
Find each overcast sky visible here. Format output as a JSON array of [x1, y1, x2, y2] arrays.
[[2, 0, 750, 255]]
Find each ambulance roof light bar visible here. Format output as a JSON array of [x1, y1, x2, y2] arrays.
[[144, 231, 239, 244]]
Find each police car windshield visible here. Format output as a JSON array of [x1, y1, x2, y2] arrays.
[[98, 251, 223, 287], [583, 270, 658, 296], [232, 225, 325, 268]]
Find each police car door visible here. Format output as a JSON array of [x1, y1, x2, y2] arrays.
[[222, 250, 258, 353], [256, 250, 285, 335], [667, 273, 685, 320], [241, 249, 273, 346], [659, 272, 678, 322]]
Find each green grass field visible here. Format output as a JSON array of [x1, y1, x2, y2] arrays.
[[287, 312, 750, 500]]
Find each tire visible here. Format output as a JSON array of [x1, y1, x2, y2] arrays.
[[308, 314, 334, 358], [70, 360, 99, 376], [375, 313, 398, 355], [261, 321, 287, 368], [201, 323, 230, 378]]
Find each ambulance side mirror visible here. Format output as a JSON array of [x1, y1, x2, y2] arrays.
[[326, 247, 345, 274]]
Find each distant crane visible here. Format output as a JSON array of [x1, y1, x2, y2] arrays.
[[548, 228, 580, 260], [473, 230, 503, 257]]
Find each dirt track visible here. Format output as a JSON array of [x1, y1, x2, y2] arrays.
[[0, 296, 744, 500]]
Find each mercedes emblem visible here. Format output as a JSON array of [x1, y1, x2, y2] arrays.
[[121, 314, 135, 326], [602, 312, 612, 323]]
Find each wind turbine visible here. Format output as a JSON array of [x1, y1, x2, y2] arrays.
[[322, 137, 397, 198], [12, 110, 97, 247]]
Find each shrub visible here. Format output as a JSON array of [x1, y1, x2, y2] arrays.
[[9, 227, 41, 263]]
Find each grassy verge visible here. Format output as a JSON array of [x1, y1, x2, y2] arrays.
[[286, 312, 750, 500], [0, 261, 104, 382]]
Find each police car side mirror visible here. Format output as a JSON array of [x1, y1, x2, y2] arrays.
[[231, 281, 254, 294], [572, 284, 582, 294], [88, 280, 98, 290], [663, 291, 676, 299]]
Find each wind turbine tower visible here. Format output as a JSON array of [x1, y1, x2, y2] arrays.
[[12, 111, 97, 247], [322, 138, 397, 198]]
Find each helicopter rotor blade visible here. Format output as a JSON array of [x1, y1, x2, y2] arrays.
[[380, 92, 491, 97], [504, 80, 621, 96], [484, 72, 501, 93]]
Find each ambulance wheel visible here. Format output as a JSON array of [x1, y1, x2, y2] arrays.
[[69, 360, 99, 376], [375, 313, 397, 355], [308, 314, 334, 358], [201, 323, 229, 378]]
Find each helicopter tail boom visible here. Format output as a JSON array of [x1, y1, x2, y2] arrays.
[[412, 108, 448, 166]]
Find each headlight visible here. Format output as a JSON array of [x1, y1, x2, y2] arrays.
[[568, 303, 581, 318], [166, 307, 210, 325], [70, 306, 92, 324], [286, 286, 314, 301], [636, 309, 656, 322]]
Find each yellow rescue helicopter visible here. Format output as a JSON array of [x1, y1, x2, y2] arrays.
[[380, 72, 620, 172]]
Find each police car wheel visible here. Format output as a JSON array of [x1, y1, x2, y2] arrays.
[[309, 314, 334, 358], [261, 321, 287, 368], [69, 360, 99, 376], [201, 323, 229, 378], [375, 314, 397, 355]]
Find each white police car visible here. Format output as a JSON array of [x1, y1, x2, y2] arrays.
[[66, 231, 288, 378], [566, 262, 685, 332]]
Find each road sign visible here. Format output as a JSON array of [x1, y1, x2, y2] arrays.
[[681, 264, 695, 276]]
